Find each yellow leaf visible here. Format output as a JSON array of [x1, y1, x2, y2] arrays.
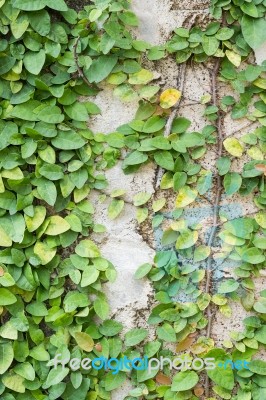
[[223, 137, 244, 157], [160, 88, 181, 109], [175, 186, 198, 208], [225, 50, 241, 67], [75, 332, 94, 352]]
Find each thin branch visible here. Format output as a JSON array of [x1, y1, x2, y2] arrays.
[[155, 15, 198, 189], [73, 36, 92, 88], [205, 57, 223, 398]]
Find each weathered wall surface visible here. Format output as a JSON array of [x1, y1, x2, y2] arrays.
[[88, 1, 266, 398]]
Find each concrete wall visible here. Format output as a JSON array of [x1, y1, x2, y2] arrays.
[[88, 1, 266, 397]]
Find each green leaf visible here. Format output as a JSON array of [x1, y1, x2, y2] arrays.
[[99, 320, 123, 336], [80, 266, 99, 287], [0, 288, 17, 305], [94, 297, 109, 320], [254, 326, 266, 345], [87, 55, 118, 83], [24, 50, 46, 75], [224, 218, 254, 239], [14, 362, 35, 381], [125, 328, 148, 346], [223, 172, 242, 195], [157, 323, 176, 342], [218, 279, 239, 294], [119, 11, 138, 26], [128, 69, 153, 84], [104, 371, 126, 391], [176, 229, 198, 250], [36, 105, 64, 124], [0, 343, 14, 374], [45, 0, 68, 11], [26, 301, 48, 317], [45, 216, 71, 235], [10, 14, 29, 39], [133, 192, 151, 206], [75, 239, 101, 258], [0, 213, 25, 243], [51, 130, 86, 150], [13, 0, 46, 10], [0, 55, 16, 75], [171, 371, 199, 391], [242, 248, 265, 264], [241, 15, 266, 49], [134, 263, 152, 279], [249, 360, 266, 375], [207, 364, 234, 390], [216, 157, 231, 176], [34, 241, 57, 265], [36, 178, 57, 206], [28, 10, 51, 36], [194, 245, 211, 262], [75, 332, 94, 352], [39, 164, 64, 180], [63, 292, 89, 312], [142, 116, 166, 133], [64, 102, 89, 122], [154, 151, 174, 170], [202, 35, 220, 55], [124, 150, 148, 166], [44, 366, 69, 388], [107, 199, 124, 219], [2, 372, 26, 393], [197, 171, 212, 195], [254, 297, 266, 314]]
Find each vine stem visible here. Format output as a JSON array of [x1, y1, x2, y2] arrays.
[[73, 36, 93, 88], [155, 14, 198, 189], [205, 57, 224, 398]]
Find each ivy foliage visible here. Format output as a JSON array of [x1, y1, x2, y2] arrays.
[[0, 0, 266, 399]]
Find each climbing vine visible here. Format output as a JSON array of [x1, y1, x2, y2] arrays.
[[0, 0, 265, 399]]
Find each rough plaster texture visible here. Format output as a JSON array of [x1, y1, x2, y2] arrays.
[[87, 1, 266, 398]]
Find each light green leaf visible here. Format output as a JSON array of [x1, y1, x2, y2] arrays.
[[0, 343, 14, 374], [51, 130, 86, 150], [176, 229, 198, 250], [24, 50, 46, 75], [133, 192, 151, 206], [36, 178, 57, 206], [44, 366, 69, 388], [171, 371, 199, 391], [13, 0, 46, 10], [75, 332, 94, 352], [154, 151, 174, 171], [223, 172, 242, 195], [34, 241, 57, 265], [75, 240, 101, 258], [223, 138, 244, 157], [104, 371, 127, 391], [134, 263, 152, 279], [241, 15, 266, 50], [2, 372, 25, 393], [175, 186, 198, 208], [45, 216, 70, 236], [125, 328, 148, 346], [157, 323, 176, 342], [194, 245, 211, 262], [108, 199, 124, 219]]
